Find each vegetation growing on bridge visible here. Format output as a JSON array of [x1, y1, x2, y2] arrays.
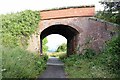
[[1, 10, 40, 47], [1, 1, 120, 78], [1, 10, 48, 78]]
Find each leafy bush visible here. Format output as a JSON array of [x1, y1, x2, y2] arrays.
[[1, 10, 40, 48], [62, 35, 120, 78], [102, 35, 120, 76], [56, 43, 67, 52], [95, 1, 120, 25], [42, 38, 48, 53], [82, 48, 96, 59], [2, 47, 48, 78], [59, 52, 67, 60], [43, 54, 48, 61], [0, 10, 49, 79]]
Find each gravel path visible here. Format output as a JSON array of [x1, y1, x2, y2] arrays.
[[38, 57, 66, 78]]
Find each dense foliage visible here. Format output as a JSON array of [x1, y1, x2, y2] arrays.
[[60, 1, 120, 78], [1, 10, 48, 78], [56, 43, 67, 52], [96, 1, 120, 25], [2, 47, 48, 78], [1, 10, 40, 48], [42, 38, 48, 52], [62, 35, 120, 78]]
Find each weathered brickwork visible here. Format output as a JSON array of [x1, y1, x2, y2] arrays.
[[27, 6, 120, 55]]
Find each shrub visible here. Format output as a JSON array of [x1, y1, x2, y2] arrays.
[[58, 52, 67, 60], [62, 35, 120, 78], [82, 48, 96, 59], [56, 43, 67, 52], [1, 10, 40, 48], [102, 35, 120, 76], [2, 47, 47, 78]]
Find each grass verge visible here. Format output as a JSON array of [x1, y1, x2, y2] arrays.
[[61, 36, 120, 78], [47, 52, 67, 59], [2, 47, 48, 78]]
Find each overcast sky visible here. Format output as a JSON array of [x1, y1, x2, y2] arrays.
[[46, 34, 67, 51], [0, 0, 104, 51], [0, 0, 104, 14]]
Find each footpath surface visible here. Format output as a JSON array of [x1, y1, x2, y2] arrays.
[[38, 57, 66, 78]]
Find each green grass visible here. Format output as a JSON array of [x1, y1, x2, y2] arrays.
[[2, 47, 48, 78], [0, 10, 48, 79], [62, 36, 120, 78], [0, 46, 2, 80], [46, 52, 67, 59], [62, 54, 115, 78], [62, 53, 120, 78]]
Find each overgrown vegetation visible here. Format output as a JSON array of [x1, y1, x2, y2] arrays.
[[42, 38, 48, 53], [1, 10, 40, 48], [56, 43, 67, 52], [96, 1, 120, 25], [62, 35, 120, 78], [0, 46, 2, 80], [62, 1, 120, 78], [1, 10, 48, 78], [46, 43, 67, 58], [2, 47, 48, 78]]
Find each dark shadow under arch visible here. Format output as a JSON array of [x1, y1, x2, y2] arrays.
[[40, 24, 79, 56]]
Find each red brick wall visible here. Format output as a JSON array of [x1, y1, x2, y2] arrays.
[[27, 7, 119, 55], [38, 17, 119, 54], [40, 7, 95, 20]]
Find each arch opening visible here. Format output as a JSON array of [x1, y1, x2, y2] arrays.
[[42, 34, 67, 57], [40, 24, 79, 56]]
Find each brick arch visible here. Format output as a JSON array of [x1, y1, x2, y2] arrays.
[[39, 20, 83, 34], [27, 6, 119, 56], [40, 24, 80, 39], [40, 24, 80, 55]]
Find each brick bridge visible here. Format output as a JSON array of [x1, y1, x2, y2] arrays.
[[27, 5, 119, 55]]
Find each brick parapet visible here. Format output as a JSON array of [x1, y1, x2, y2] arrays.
[[40, 7, 95, 20]]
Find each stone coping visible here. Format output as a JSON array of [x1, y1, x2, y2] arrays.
[[40, 5, 95, 12]]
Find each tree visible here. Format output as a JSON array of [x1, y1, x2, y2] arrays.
[[56, 43, 67, 52], [42, 38, 48, 52], [96, 0, 120, 25]]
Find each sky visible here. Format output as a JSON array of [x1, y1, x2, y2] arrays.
[[0, 0, 104, 51], [46, 34, 67, 51], [0, 0, 104, 14]]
